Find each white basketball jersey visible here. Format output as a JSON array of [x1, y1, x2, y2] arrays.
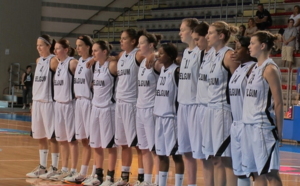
[[136, 58, 159, 108], [243, 58, 278, 125], [178, 47, 201, 104], [116, 48, 139, 103], [74, 57, 93, 99], [92, 61, 116, 108], [207, 46, 233, 104], [196, 47, 215, 104], [229, 61, 256, 121], [32, 54, 55, 102], [54, 57, 75, 103], [153, 63, 178, 117]]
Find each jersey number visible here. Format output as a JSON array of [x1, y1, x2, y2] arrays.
[[231, 75, 240, 84], [210, 63, 216, 73], [160, 76, 166, 85], [184, 59, 190, 69]]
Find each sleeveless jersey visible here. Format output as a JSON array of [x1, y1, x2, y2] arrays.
[[243, 58, 278, 125], [54, 57, 75, 103], [153, 63, 178, 117], [116, 48, 139, 103], [74, 56, 93, 99], [229, 61, 256, 121], [24, 72, 33, 87], [178, 47, 201, 104], [196, 47, 215, 104], [136, 58, 159, 108], [207, 46, 233, 104], [92, 61, 116, 108], [32, 54, 55, 102]]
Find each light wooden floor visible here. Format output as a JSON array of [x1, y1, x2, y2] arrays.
[[1, 114, 300, 186]]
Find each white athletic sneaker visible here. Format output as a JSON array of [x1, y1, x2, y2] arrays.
[[133, 181, 141, 186], [139, 181, 156, 186], [39, 166, 58, 180], [100, 176, 114, 186], [26, 165, 47, 178], [82, 174, 101, 186], [111, 178, 130, 186], [49, 170, 70, 181], [63, 171, 85, 183]]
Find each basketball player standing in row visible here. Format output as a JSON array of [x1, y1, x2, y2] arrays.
[[64, 35, 95, 183], [243, 31, 283, 185], [204, 21, 239, 186], [153, 43, 184, 186], [112, 29, 145, 186], [136, 31, 161, 186], [85, 40, 118, 186], [26, 35, 60, 179], [177, 18, 200, 186], [192, 22, 215, 186], [229, 36, 256, 186], [50, 39, 79, 181]]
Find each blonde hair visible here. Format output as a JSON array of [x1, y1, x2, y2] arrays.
[[211, 21, 239, 43], [182, 18, 200, 31]]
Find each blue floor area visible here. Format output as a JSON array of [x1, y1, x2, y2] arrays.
[[0, 113, 31, 122], [0, 128, 30, 135], [280, 144, 300, 154]]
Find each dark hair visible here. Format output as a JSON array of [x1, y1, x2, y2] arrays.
[[56, 39, 75, 56], [248, 18, 255, 28], [239, 24, 246, 36], [94, 40, 113, 57], [39, 34, 56, 54], [238, 36, 257, 61], [26, 65, 32, 69], [257, 3, 264, 7], [211, 21, 239, 43], [288, 18, 295, 24], [140, 30, 162, 50], [77, 35, 94, 55], [252, 31, 277, 51], [193, 21, 209, 36], [294, 5, 300, 14], [160, 43, 178, 62], [182, 18, 200, 31], [121, 28, 144, 47]]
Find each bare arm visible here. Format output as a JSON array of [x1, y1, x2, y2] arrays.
[[50, 57, 59, 72], [264, 65, 283, 141], [294, 19, 300, 27], [108, 60, 118, 76], [224, 50, 239, 74], [69, 59, 78, 75], [135, 50, 145, 65]]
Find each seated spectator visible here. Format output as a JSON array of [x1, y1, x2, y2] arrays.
[[282, 19, 297, 69], [244, 18, 258, 36], [238, 24, 246, 37], [254, 3, 272, 30], [290, 5, 300, 53]]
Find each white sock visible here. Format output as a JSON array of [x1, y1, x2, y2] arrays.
[[144, 174, 152, 183], [175, 174, 184, 186], [154, 174, 159, 185], [91, 165, 96, 176], [62, 167, 69, 172], [121, 166, 130, 172], [138, 168, 144, 174], [238, 177, 251, 186], [51, 153, 59, 168], [188, 184, 196, 186], [71, 168, 77, 173], [80, 165, 89, 176], [159, 171, 168, 186], [39, 149, 48, 167]]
